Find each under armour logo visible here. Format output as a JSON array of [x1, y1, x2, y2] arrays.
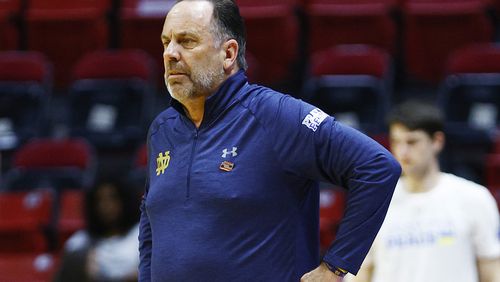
[[222, 147, 238, 158], [156, 151, 171, 176]]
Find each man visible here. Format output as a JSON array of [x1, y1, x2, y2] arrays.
[[346, 100, 500, 282], [139, 0, 401, 281]]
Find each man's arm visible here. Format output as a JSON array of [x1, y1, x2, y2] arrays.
[[251, 93, 401, 276], [300, 262, 344, 282], [301, 259, 375, 282], [316, 122, 400, 276], [478, 257, 500, 282], [309, 239, 376, 282], [470, 186, 500, 282]]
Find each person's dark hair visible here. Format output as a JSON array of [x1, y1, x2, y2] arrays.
[[84, 177, 140, 238], [175, 0, 247, 70], [387, 99, 444, 137]]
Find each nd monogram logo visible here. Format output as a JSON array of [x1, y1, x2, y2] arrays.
[[156, 151, 171, 176]]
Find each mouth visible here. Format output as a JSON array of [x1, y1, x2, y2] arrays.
[[400, 160, 411, 167], [168, 69, 188, 75], [168, 72, 189, 81]]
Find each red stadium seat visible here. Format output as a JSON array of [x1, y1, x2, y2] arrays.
[[25, 0, 111, 88], [0, 0, 20, 50], [494, 136, 500, 154], [404, 1, 494, 84], [446, 43, 500, 75], [437, 43, 500, 184], [57, 190, 85, 247], [71, 49, 155, 82], [244, 51, 261, 84], [304, 44, 392, 134], [68, 49, 157, 150], [495, 0, 500, 18], [14, 138, 92, 170], [439, 43, 500, 132], [134, 142, 148, 169], [486, 154, 500, 188], [0, 51, 50, 83], [3, 138, 96, 191], [491, 189, 500, 212], [311, 45, 391, 78], [371, 133, 390, 150], [119, 0, 171, 86], [306, 0, 398, 56], [240, 4, 300, 87], [402, 0, 491, 5], [128, 142, 148, 194], [0, 253, 59, 281], [0, 51, 51, 151], [0, 190, 53, 253], [319, 188, 346, 253]]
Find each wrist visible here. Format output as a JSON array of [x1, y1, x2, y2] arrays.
[[323, 261, 348, 278]]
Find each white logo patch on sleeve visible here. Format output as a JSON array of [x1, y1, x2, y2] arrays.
[[302, 108, 328, 132]]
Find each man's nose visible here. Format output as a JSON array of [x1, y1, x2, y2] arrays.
[[164, 41, 180, 62], [398, 144, 411, 158]]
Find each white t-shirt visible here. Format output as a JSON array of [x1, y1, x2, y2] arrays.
[[65, 223, 140, 280], [348, 173, 500, 282]]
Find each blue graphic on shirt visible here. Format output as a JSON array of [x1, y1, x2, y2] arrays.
[[385, 220, 457, 248]]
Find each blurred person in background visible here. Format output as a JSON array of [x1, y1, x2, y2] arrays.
[[54, 177, 141, 282], [346, 100, 500, 282], [139, 0, 401, 281]]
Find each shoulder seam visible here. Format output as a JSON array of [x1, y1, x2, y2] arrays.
[[239, 90, 290, 172], [149, 111, 178, 138]]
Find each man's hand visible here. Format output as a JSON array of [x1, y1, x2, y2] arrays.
[[300, 262, 344, 282]]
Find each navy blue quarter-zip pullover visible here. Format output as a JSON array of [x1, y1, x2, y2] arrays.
[[139, 71, 401, 281]]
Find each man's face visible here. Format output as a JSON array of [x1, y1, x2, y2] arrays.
[[389, 123, 440, 177], [161, 1, 226, 102]]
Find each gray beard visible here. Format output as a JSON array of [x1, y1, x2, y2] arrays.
[[167, 65, 225, 102]]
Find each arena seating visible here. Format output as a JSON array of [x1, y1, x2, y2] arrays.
[[0, 0, 20, 50], [438, 43, 500, 182], [2, 137, 96, 192], [0, 190, 53, 253], [67, 49, 156, 150], [0, 51, 51, 151], [0, 252, 59, 281], [25, 0, 111, 88], [403, 0, 494, 84], [304, 44, 393, 134]]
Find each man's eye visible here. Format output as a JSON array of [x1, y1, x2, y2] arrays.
[[182, 39, 196, 48], [407, 140, 417, 146]]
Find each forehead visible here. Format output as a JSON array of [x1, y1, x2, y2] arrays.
[[389, 123, 428, 139], [163, 1, 214, 36]]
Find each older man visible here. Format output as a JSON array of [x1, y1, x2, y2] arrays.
[[138, 0, 401, 281]]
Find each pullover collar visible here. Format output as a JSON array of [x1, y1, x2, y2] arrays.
[[170, 70, 248, 128]]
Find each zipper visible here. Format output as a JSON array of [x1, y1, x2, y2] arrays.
[[186, 129, 199, 198]]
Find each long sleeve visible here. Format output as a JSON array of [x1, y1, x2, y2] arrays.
[[250, 91, 401, 275], [320, 123, 401, 275]]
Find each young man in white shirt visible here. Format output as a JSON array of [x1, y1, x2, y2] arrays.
[[347, 100, 500, 282]]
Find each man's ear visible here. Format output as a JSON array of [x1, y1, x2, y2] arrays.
[[432, 131, 445, 154], [222, 39, 239, 72]]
